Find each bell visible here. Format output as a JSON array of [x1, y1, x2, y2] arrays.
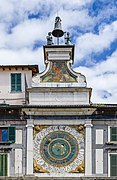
[[52, 16, 64, 38]]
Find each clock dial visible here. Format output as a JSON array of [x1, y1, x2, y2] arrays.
[[40, 131, 78, 167], [50, 140, 68, 157], [33, 126, 84, 173]]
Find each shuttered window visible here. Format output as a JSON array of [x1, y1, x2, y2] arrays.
[[110, 127, 117, 141], [0, 154, 7, 176], [110, 154, 117, 176], [11, 73, 21, 92], [0, 127, 15, 143], [8, 127, 15, 142]]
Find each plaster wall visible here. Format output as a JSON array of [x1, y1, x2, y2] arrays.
[[0, 70, 32, 105]]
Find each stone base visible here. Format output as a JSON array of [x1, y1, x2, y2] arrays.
[[0, 177, 117, 180]]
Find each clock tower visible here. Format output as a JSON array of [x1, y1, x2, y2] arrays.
[[27, 16, 92, 178]]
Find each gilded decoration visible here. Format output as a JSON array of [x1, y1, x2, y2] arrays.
[[70, 125, 85, 136], [69, 160, 84, 173], [34, 159, 49, 173], [40, 62, 77, 83], [33, 125, 84, 173], [33, 125, 48, 139]]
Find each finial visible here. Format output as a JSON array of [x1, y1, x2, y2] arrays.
[[46, 17, 72, 45]]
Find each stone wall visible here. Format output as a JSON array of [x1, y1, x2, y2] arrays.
[[0, 177, 117, 180]]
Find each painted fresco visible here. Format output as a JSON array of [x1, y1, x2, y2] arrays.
[[40, 62, 77, 83]]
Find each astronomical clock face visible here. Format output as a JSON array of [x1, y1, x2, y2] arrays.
[[33, 126, 84, 173]]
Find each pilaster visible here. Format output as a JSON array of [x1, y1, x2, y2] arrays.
[[84, 119, 93, 176], [26, 119, 34, 175]]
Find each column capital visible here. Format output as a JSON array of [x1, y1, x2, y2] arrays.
[[84, 119, 93, 127], [26, 119, 34, 128], [26, 124, 34, 128], [84, 123, 93, 128]]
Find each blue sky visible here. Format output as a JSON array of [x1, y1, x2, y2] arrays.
[[0, 0, 117, 103]]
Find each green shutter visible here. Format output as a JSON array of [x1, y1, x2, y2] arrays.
[[110, 127, 117, 141], [11, 74, 16, 92], [3, 154, 7, 176], [8, 127, 15, 143], [0, 154, 7, 176], [11, 73, 21, 92], [17, 73, 21, 91], [110, 154, 117, 176], [0, 154, 2, 176]]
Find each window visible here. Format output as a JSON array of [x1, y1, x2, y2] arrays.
[[0, 154, 7, 176], [11, 73, 21, 92], [0, 127, 15, 143], [110, 127, 117, 141], [110, 154, 117, 176]]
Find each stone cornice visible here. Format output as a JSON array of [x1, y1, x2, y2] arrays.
[[27, 87, 92, 93]]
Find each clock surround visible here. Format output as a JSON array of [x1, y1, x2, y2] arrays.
[[33, 125, 84, 173]]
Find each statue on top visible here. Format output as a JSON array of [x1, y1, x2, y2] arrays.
[[65, 32, 71, 45], [46, 32, 53, 45]]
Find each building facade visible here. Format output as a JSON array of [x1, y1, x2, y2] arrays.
[[0, 17, 117, 178]]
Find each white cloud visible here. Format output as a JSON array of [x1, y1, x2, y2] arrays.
[[0, 0, 15, 22], [7, 19, 48, 48], [0, 0, 93, 23], [76, 20, 117, 61], [0, 1, 94, 49], [60, 9, 94, 31], [0, 18, 54, 49], [74, 50, 117, 103], [0, 47, 45, 70]]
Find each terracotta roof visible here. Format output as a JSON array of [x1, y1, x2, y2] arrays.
[[0, 65, 39, 76]]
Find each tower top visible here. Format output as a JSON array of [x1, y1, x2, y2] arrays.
[[46, 16, 71, 45]]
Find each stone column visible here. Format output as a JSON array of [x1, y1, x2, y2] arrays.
[[84, 119, 93, 176], [26, 119, 34, 175]]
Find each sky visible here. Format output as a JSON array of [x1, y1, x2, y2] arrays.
[[0, 0, 117, 104]]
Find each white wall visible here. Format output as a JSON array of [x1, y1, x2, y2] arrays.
[[96, 129, 103, 144], [29, 91, 90, 105], [96, 149, 103, 174], [0, 69, 32, 105], [16, 130, 22, 144], [15, 149, 22, 176]]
